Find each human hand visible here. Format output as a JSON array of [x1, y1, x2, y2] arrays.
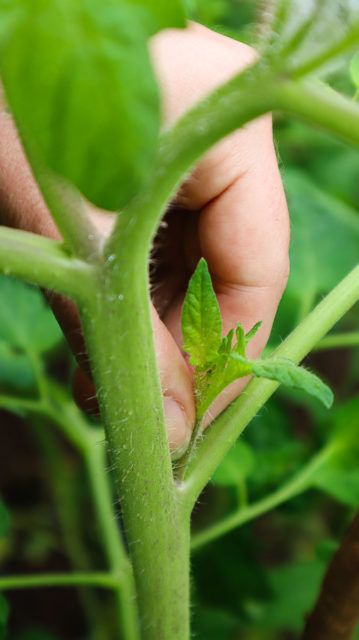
[[0, 23, 289, 454]]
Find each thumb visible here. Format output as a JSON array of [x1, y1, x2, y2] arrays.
[[150, 305, 195, 453]]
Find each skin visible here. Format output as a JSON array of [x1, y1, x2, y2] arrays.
[[0, 22, 289, 452]]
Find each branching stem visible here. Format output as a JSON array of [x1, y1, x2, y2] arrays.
[[181, 264, 359, 508], [0, 226, 97, 303]]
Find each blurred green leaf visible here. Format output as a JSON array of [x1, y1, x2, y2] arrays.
[[0, 499, 9, 537], [0, 595, 9, 640], [192, 607, 240, 640], [350, 52, 359, 88], [313, 466, 359, 506], [258, 561, 325, 633], [0, 276, 61, 355], [286, 170, 359, 299], [271, 168, 359, 342], [193, 527, 271, 619], [0, 0, 161, 210], [311, 396, 359, 506], [245, 397, 308, 493], [315, 539, 338, 563], [129, 0, 185, 34], [212, 440, 255, 487], [0, 341, 35, 392]]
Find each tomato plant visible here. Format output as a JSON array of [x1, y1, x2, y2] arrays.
[[0, 1, 359, 639]]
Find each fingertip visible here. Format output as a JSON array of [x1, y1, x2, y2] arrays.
[[163, 395, 192, 455]]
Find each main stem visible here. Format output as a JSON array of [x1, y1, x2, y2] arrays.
[[81, 228, 190, 640]]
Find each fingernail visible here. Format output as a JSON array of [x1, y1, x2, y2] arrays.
[[163, 396, 191, 455]]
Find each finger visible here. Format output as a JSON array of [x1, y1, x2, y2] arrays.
[[151, 305, 195, 451]]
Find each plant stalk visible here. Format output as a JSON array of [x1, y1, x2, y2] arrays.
[[81, 240, 191, 640], [0, 226, 96, 303]]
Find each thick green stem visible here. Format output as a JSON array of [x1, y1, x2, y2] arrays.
[[273, 80, 359, 147], [181, 264, 359, 508], [0, 226, 96, 303], [81, 243, 190, 640], [191, 443, 337, 552]]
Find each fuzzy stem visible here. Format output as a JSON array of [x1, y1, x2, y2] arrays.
[[0, 226, 96, 303], [273, 79, 359, 147], [81, 238, 190, 640]]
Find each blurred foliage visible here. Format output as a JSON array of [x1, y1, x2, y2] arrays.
[[0, 1, 359, 639], [189, 2, 359, 640]]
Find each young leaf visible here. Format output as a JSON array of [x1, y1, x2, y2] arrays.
[[250, 357, 333, 409], [233, 323, 245, 358], [0, 0, 161, 211], [245, 321, 263, 345], [219, 328, 234, 357], [350, 52, 359, 89], [181, 259, 222, 368]]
